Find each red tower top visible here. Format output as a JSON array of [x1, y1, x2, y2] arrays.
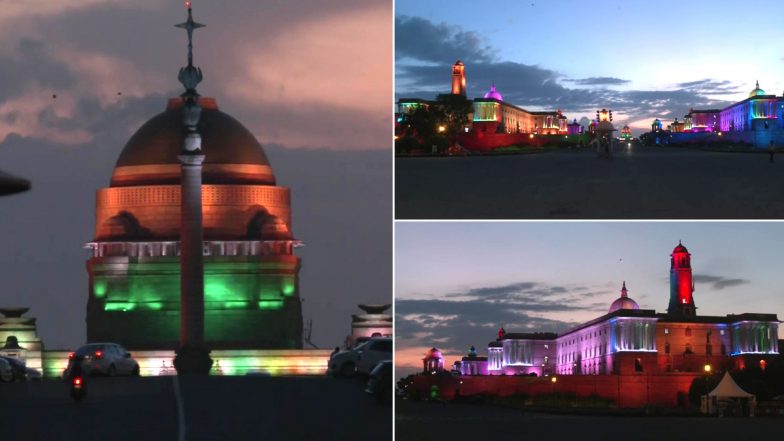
[[668, 241, 696, 316]]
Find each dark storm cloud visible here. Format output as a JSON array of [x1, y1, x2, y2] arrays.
[[568, 77, 631, 86], [395, 15, 496, 63], [676, 79, 741, 95], [395, 297, 579, 354], [396, 16, 739, 120], [693, 274, 750, 290], [395, 280, 614, 355], [443, 281, 608, 306]]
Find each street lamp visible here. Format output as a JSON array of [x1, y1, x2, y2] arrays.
[[703, 364, 711, 373], [438, 125, 446, 133]]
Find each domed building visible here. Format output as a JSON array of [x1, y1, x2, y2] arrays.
[[85, 96, 303, 350], [675, 80, 784, 143], [85, 6, 303, 352], [435, 241, 779, 379]]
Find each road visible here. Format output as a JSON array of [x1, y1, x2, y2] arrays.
[[0, 376, 390, 441], [396, 400, 781, 441], [395, 146, 784, 219]]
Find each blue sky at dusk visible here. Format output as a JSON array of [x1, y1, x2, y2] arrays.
[[395, 222, 784, 376], [395, 0, 784, 134]]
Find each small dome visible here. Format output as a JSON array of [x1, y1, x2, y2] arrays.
[[425, 347, 443, 359], [454, 59, 464, 66], [673, 240, 689, 253], [749, 81, 765, 98], [484, 83, 504, 101], [608, 281, 640, 313]]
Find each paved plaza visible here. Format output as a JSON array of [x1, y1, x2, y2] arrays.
[[0, 376, 390, 441], [395, 146, 784, 219], [396, 400, 780, 441]]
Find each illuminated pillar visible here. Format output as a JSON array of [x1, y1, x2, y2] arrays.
[[667, 241, 696, 317], [172, 4, 212, 375], [451, 60, 466, 96]]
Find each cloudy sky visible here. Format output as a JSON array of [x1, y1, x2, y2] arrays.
[[0, 0, 391, 349], [395, 0, 784, 134], [396, 222, 784, 377]]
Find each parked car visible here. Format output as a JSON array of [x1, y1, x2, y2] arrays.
[[365, 360, 392, 404], [0, 358, 13, 382], [64, 343, 140, 377], [25, 367, 42, 381], [327, 338, 391, 377], [0, 355, 26, 382]]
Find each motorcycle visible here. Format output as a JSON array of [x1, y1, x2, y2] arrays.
[[70, 375, 86, 402]]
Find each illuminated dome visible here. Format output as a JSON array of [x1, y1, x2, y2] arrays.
[[608, 281, 640, 313], [673, 241, 689, 253], [111, 97, 275, 187], [484, 83, 504, 101], [425, 347, 443, 359], [749, 81, 765, 98]]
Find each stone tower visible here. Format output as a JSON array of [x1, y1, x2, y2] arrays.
[[667, 241, 696, 317], [451, 60, 466, 96]]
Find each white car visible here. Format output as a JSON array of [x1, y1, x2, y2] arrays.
[[65, 343, 140, 377], [328, 338, 391, 377]]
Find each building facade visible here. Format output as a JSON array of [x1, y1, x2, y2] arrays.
[[85, 97, 304, 350], [451, 242, 779, 377]]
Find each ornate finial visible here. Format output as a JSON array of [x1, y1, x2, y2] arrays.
[[175, 2, 206, 154], [756, 80, 760, 89], [621, 281, 628, 297], [175, 2, 206, 98]]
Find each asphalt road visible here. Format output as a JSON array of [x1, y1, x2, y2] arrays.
[[396, 400, 781, 441], [0, 376, 390, 441], [395, 146, 784, 219]]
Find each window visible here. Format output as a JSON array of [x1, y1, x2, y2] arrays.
[[634, 358, 643, 372], [720, 329, 725, 336], [721, 344, 726, 355], [664, 328, 669, 335], [665, 342, 670, 354], [685, 327, 692, 337], [706, 344, 712, 355], [685, 343, 693, 354]]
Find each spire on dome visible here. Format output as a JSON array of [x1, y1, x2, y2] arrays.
[[175, 1, 206, 154], [621, 281, 628, 298], [175, 2, 206, 97]]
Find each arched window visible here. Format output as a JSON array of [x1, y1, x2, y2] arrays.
[[685, 343, 693, 354], [665, 342, 670, 354], [685, 327, 692, 337]]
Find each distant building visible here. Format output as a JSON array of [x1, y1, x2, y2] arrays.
[[667, 81, 784, 147], [396, 60, 578, 151], [449, 242, 778, 377], [620, 125, 632, 140]]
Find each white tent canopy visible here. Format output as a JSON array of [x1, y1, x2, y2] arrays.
[[708, 372, 754, 398]]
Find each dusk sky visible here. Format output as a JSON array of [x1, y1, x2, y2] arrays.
[[0, 0, 391, 349], [396, 222, 784, 377], [395, 0, 784, 134]]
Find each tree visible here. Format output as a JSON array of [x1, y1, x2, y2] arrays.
[[434, 93, 473, 135]]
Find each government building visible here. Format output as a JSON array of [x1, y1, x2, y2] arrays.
[[445, 242, 779, 377], [397, 60, 582, 151], [656, 81, 784, 147]]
